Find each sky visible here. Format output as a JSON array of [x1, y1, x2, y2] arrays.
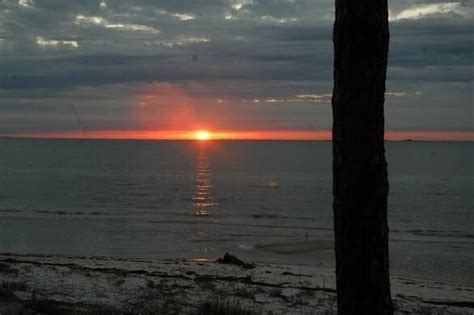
[[0, 0, 472, 140]]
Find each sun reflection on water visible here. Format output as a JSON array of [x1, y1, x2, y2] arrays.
[[193, 144, 217, 217]]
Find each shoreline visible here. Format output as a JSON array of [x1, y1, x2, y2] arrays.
[[0, 252, 473, 314]]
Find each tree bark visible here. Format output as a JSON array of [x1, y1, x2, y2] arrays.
[[332, 0, 393, 314]]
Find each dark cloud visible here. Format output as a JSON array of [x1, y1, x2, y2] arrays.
[[0, 0, 472, 134]]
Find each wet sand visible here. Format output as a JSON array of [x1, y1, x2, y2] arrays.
[[257, 240, 334, 254]]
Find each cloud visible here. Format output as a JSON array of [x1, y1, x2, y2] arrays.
[[385, 92, 407, 97], [155, 9, 197, 21], [18, 0, 33, 8], [264, 98, 284, 103], [75, 15, 159, 33], [169, 13, 196, 21], [0, 1, 472, 135], [145, 36, 210, 48], [295, 93, 332, 100], [260, 15, 298, 24], [390, 2, 464, 21], [232, 0, 253, 11], [385, 91, 425, 98], [36, 36, 78, 48], [253, 94, 332, 104]]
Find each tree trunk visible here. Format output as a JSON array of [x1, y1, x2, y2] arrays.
[[332, 0, 393, 314]]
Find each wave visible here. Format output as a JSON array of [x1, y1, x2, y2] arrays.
[[392, 229, 474, 239], [0, 208, 22, 213], [34, 210, 107, 216], [251, 214, 318, 220]]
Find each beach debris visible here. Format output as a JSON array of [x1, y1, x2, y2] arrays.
[[216, 253, 256, 269]]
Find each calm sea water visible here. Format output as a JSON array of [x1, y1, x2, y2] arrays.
[[0, 139, 472, 284]]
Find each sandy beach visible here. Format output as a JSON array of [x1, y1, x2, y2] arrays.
[[0, 252, 472, 314]]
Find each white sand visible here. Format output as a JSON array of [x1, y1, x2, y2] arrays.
[[0, 252, 472, 314]]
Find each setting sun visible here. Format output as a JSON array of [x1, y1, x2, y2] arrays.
[[195, 130, 211, 141]]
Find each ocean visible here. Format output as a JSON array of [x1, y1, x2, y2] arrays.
[[0, 139, 472, 285]]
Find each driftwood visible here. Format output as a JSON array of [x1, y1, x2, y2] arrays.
[[216, 253, 256, 269]]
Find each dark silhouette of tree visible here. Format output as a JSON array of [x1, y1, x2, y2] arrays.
[[332, 0, 393, 314]]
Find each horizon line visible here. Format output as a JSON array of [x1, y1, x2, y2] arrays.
[[2, 137, 473, 143], [2, 129, 474, 141]]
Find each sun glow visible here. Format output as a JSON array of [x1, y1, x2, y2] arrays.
[[7, 129, 474, 141], [195, 130, 211, 141]]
